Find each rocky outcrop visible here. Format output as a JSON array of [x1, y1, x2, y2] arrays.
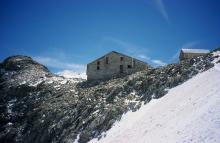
[[0, 50, 219, 143]]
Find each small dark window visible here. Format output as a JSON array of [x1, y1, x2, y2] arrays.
[[120, 65, 123, 73], [127, 65, 132, 69], [106, 57, 109, 64], [97, 66, 100, 70], [97, 61, 100, 65], [120, 57, 123, 61]]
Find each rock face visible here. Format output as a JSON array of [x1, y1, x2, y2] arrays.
[[0, 51, 219, 143]]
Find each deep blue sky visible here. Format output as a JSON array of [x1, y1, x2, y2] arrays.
[[1, 0, 220, 73]]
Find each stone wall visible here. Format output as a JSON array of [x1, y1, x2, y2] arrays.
[[87, 52, 148, 80], [180, 51, 208, 61]]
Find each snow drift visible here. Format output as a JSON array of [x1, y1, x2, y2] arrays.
[[90, 64, 220, 143]]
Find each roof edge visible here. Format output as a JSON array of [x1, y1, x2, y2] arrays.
[[87, 51, 149, 65]]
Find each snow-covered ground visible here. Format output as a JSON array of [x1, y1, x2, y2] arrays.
[[89, 64, 220, 143], [57, 70, 87, 79]]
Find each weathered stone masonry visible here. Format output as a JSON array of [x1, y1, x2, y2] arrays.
[[87, 51, 150, 80]]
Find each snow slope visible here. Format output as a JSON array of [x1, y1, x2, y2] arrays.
[[89, 64, 220, 143]]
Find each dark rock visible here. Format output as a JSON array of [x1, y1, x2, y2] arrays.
[[0, 50, 219, 143]]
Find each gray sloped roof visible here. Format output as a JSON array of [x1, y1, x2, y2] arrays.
[[181, 48, 210, 54], [87, 51, 150, 66]]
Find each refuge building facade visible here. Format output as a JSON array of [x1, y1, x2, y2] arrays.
[[87, 51, 150, 80], [179, 48, 210, 61]]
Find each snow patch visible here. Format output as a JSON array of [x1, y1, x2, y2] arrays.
[[7, 98, 17, 115], [30, 80, 43, 87], [57, 70, 87, 79], [212, 51, 220, 64], [19, 81, 27, 85], [73, 134, 80, 143]]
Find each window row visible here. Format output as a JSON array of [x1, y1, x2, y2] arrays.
[[97, 65, 132, 70], [97, 56, 125, 65]]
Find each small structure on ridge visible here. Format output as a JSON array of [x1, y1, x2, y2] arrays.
[[179, 48, 210, 61]]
